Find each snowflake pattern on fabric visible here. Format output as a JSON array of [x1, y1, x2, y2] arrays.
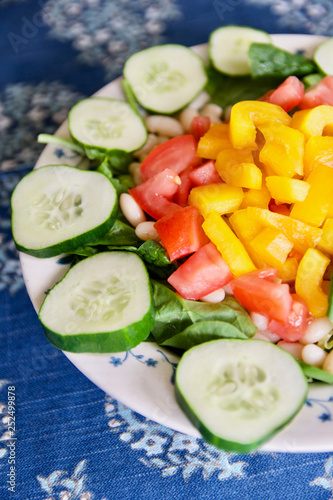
[[104, 395, 249, 481], [37, 459, 109, 500], [244, 0, 333, 35], [41, 0, 182, 81], [310, 456, 333, 496], [0, 171, 26, 294], [0, 82, 85, 171]]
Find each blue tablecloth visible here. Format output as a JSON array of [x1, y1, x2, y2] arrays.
[[2, 1, 333, 498]]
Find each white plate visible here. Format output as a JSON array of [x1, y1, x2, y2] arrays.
[[20, 34, 333, 453]]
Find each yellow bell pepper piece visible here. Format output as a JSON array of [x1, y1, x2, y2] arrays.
[[215, 148, 262, 189], [188, 183, 243, 218], [276, 257, 299, 283], [303, 136, 333, 177], [202, 211, 256, 277], [265, 176, 310, 204], [229, 100, 292, 150], [295, 248, 330, 317], [290, 164, 333, 227], [229, 208, 266, 268], [239, 184, 271, 209], [291, 105, 333, 140], [250, 227, 293, 268], [197, 123, 232, 159], [317, 219, 333, 256], [247, 207, 323, 254], [258, 123, 305, 177]]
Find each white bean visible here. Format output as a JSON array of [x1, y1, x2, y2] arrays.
[[299, 317, 333, 345], [250, 312, 268, 331], [253, 329, 280, 343], [119, 193, 146, 228], [128, 162, 143, 186], [200, 287, 225, 303], [323, 351, 333, 374], [223, 284, 234, 295], [133, 133, 159, 158], [135, 221, 160, 241], [178, 107, 199, 133], [188, 90, 210, 110], [277, 341, 303, 361], [145, 115, 184, 137], [200, 103, 223, 123], [301, 344, 327, 368]]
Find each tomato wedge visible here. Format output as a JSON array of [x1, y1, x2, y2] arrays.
[[129, 168, 181, 220], [140, 135, 201, 180], [259, 76, 304, 112], [168, 242, 232, 300], [229, 271, 292, 323], [268, 295, 310, 342], [299, 75, 333, 109], [154, 205, 209, 261], [189, 160, 222, 186], [190, 115, 211, 141]]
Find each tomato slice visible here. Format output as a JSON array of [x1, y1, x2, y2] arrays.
[[173, 166, 195, 207], [268, 294, 310, 342], [229, 271, 292, 323], [299, 75, 333, 109], [168, 242, 233, 300], [140, 135, 201, 180], [154, 205, 209, 261], [189, 160, 222, 186], [190, 116, 211, 142], [259, 76, 304, 112], [129, 168, 181, 220]]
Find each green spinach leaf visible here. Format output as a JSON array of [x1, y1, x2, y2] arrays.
[[249, 43, 316, 78]]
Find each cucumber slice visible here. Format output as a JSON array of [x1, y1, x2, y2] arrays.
[[209, 25, 271, 76], [123, 44, 208, 114], [313, 37, 333, 75], [175, 339, 308, 452], [11, 165, 117, 258], [68, 97, 147, 152], [39, 252, 155, 353]]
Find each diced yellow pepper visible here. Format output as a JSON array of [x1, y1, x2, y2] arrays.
[[295, 248, 330, 317], [303, 136, 333, 177], [215, 148, 262, 189], [258, 123, 305, 177], [197, 123, 232, 159], [290, 164, 333, 227], [229, 208, 266, 268], [317, 219, 333, 256], [291, 105, 333, 140], [188, 183, 243, 218], [229, 101, 292, 150], [250, 227, 293, 268], [239, 184, 271, 209], [276, 257, 299, 282], [247, 207, 323, 254], [265, 176, 310, 204], [202, 211, 256, 277]]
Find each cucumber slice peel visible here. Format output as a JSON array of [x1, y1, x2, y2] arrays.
[[209, 25, 271, 76], [39, 252, 155, 353], [175, 339, 308, 452], [11, 165, 118, 258], [313, 37, 333, 75], [123, 44, 208, 114], [68, 97, 147, 153]]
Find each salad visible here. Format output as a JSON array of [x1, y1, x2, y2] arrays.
[[11, 26, 333, 452]]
